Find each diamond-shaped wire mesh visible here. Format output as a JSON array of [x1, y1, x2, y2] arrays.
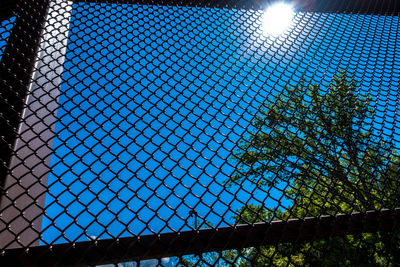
[[1, 0, 400, 266], [0, 18, 15, 60]]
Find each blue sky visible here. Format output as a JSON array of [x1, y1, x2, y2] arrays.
[[38, 2, 400, 246], [100, 257, 176, 267], [0, 16, 15, 61]]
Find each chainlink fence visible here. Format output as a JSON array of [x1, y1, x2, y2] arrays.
[[1, 0, 400, 266]]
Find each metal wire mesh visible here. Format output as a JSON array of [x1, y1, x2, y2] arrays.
[[0, 18, 15, 60], [1, 0, 400, 266]]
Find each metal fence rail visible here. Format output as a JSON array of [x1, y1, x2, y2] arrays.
[[2, 209, 400, 266], [1, 0, 400, 266]]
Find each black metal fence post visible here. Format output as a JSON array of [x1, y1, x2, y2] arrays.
[[0, 0, 50, 249]]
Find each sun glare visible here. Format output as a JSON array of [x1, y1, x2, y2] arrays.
[[262, 2, 295, 36]]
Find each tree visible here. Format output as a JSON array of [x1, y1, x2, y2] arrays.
[[228, 72, 400, 266], [180, 212, 240, 266]]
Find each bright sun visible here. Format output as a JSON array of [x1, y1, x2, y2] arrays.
[[262, 2, 295, 36]]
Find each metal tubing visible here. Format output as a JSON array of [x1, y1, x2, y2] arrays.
[[72, 0, 399, 15], [0, 0, 16, 21], [1, 209, 399, 266]]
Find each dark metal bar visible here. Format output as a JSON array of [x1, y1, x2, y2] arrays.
[[0, 0, 72, 249], [72, 0, 399, 14], [0, 0, 50, 203], [0, 0, 16, 21], [0, 0, 50, 249], [1, 209, 399, 266]]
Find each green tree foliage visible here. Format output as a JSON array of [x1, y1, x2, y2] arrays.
[[180, 250, 240, 267], [228, 72, 400, 266], [180, 215, 240, 266]]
